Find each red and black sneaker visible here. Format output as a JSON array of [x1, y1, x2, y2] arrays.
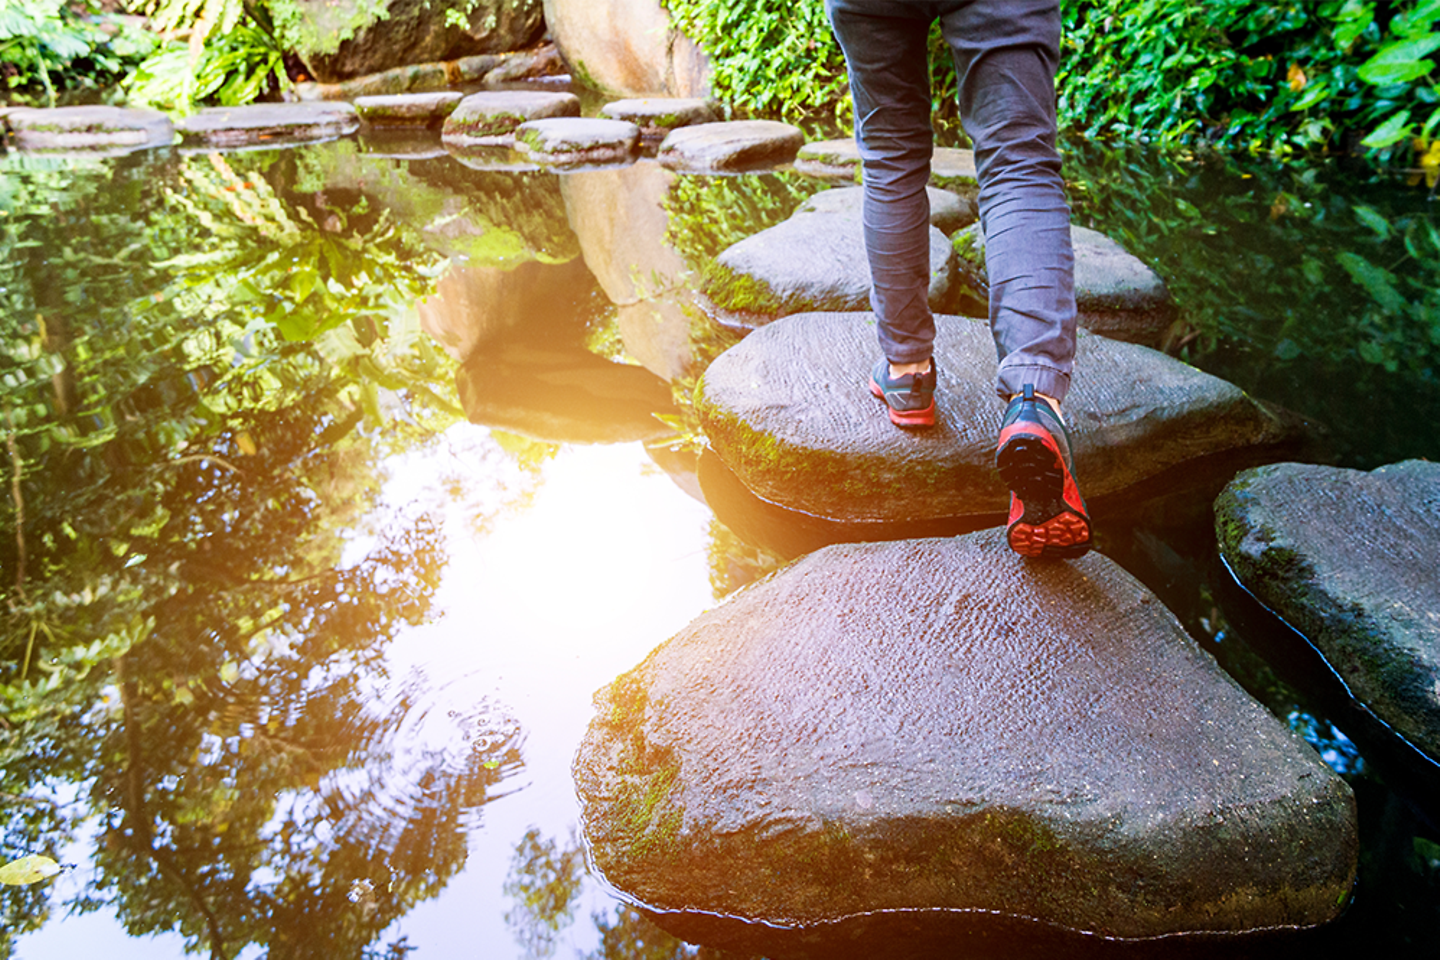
[[869, 357, 936, 428], [995, 384, 1092, 559]]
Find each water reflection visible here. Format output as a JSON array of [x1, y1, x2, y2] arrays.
[[4, 125, 1440, 957]]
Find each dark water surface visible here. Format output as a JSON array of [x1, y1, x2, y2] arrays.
[[0, 126, 1437, 960]]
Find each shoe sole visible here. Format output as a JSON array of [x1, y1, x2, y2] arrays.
[[997, 431, 1092, 559], [869, 378, 935, 428]]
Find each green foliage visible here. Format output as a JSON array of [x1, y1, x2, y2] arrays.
[[662, 0, 848, 122], [0, 0, 157, 106], [1058, 0, 1440, 156], [125, 21, 287, 111], [1065, 137, 1440, 465]]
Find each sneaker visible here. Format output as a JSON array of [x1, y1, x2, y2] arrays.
[[869, 357, 936, 428], [995, 384, 1092, 559]]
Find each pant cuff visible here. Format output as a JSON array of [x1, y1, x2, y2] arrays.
[[996, 363, 1070, 406]]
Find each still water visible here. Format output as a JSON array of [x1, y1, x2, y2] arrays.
[[0, 124, 1437, 959]]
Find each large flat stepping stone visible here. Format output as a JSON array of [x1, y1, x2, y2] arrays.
[[600, 97, 719, 139], [514, 117, 638, 166], [795, 184, 976, 236], [574, 531, 1357, 950], [955, 223, 1176, 346], [177, 103, 359, 147], [657, 120, 804, 172], [930, 146, 978, 189], [354, 92, 463, 128], [696, 312, 1299, 525], [5, 106, 173, 151], [703, 197, 955, 325], [440, 90, 581, 147], [1216, 460, 1440, 765]]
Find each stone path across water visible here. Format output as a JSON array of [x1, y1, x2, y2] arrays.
[[697, 311, 1302, 525], [1216, 460, 1440, 766], [574, 530, 1357, 949]]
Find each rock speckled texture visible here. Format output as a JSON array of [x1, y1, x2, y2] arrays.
[[574, 532, 1357, 947], [600, 97, 719, 138], [697, 312, 1299, 524], [1216, 460, 1440, 763], [795, 185, 975, 236]]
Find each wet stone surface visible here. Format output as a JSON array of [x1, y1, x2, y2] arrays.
[[657, 120, 805, 172], [600, 97, 719, 138], [513, 117, 639, 166], [440, 90, 581, 146], [574, 531, 1357, 946], [697, 311, 1303, 525], [1216, 460, 1440, 765], [5, 105, 174, 151], [705, 193, 956, 324], [794, 185, 976, 237], [355, 92, 465, 127], [794, 137, 861, 180], [955, 222, 1177, 346], [177, 102, 359, 146]]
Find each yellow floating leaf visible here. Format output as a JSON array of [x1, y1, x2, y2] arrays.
[[0, 855, 60, 886], [1287, 63, 1307, 92], [235, 431, 257, 456]]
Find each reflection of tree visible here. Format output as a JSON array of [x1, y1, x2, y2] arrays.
[[0, 145, 522, 958], [503, 827, 586, 958]]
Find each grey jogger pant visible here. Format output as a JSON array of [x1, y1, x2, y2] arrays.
[[825, 0, 1077, 403]]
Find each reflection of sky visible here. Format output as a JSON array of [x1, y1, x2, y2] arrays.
[[19, 425, 716, 960]]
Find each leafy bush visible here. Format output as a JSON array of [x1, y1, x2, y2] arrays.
[[1058, 0, 1440, 155], [0, 0, 156, 105]]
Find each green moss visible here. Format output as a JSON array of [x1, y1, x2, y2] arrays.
[[700, 260, 788, 315], [599, 673, 686, 862]]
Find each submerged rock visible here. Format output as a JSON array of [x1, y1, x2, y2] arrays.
[[658, 120, 804, 172], [514, 117, 638, 166], [574, 531, 1356, 949], [705, 197, 955, 325], [5, 105, 173, 152], [1216, 460, 1440, 765], [954, 223, 1176, 346], [697, 312, 1301, 525], [177, 103, 359, 147], [441, 90, 582, 146]]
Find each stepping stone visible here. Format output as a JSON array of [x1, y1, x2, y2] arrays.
[[574, 531, 1357, 949], [600, 97, 719, 139], [931, 146, 978, 189], [440, 90, 581, 147], [354, 92, 464, 128], [513, 117, 638, 167], [954, 223, 1176, 346], [703, 197, 955, 325], [5, 105, 174, 151], [794, 184, 976, 235], [696, 312, 1300, 525], [177, 102, 359, 147], [1216, 460, 1440, 766], [657, 120, 804, 172], [793, 137, 860, 180]]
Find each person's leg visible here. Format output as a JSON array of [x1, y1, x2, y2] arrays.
[[938, 0, 1076, 407], [939, 0, 1089, 557], [826, 0, 939, 412]]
